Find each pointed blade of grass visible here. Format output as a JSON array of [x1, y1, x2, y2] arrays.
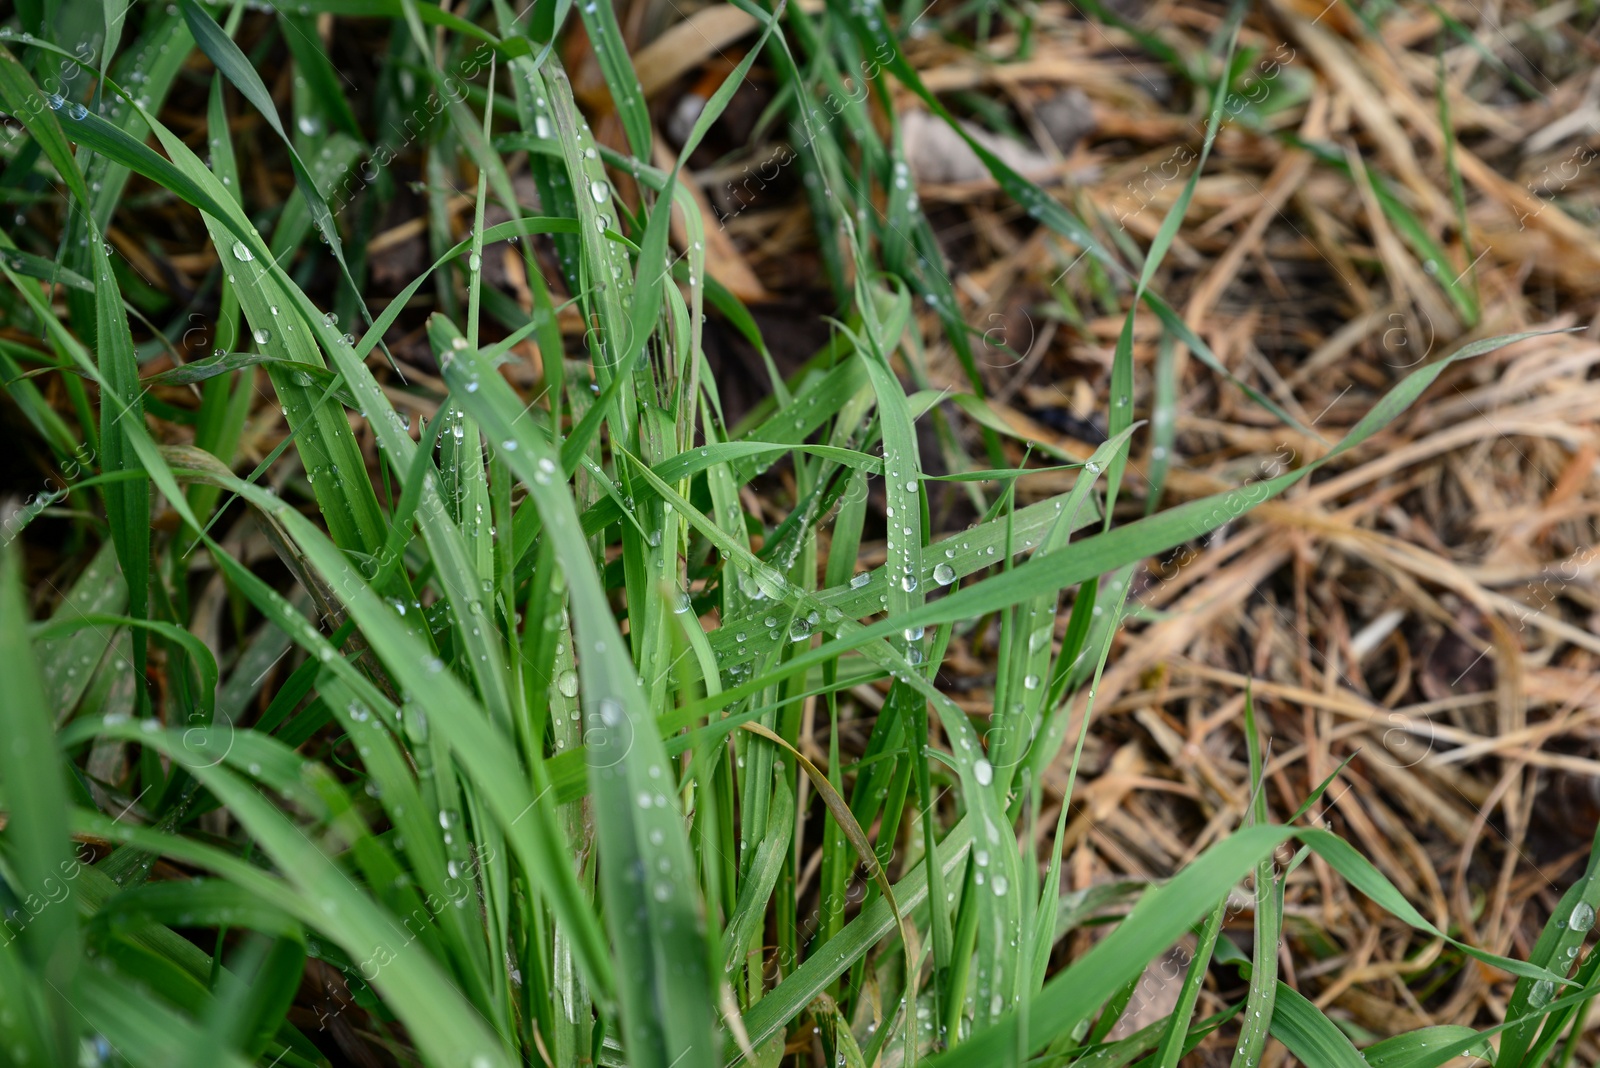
[[1153, 900, 1226, 1068], [52, 91, 393, 559], [1296, 825, 1571, 984], [991, 427, 1134, 779], [1361, 1025, 1494, 1068], [722, 767, 794, 973], [1105, 12, 1241, 519], [87, 229, 151, 707], [574, 0, 650, 159]]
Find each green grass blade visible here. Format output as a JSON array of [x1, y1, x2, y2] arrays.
[[1498, 821, 1600, 1066], [1362, 1025, 1495, 1068], [0, 46, 92, 208], [0, 527, 81, 1064], [573, 0, 650, 160], [1231, 688, 1280, 1068]]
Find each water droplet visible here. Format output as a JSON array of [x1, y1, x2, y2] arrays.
[[973, 759, 994, 786], [933, 563, 955, 585], [850, 571, 871, 588], [230, 240, 254, 262], [252, 327, 271, 345], [1572, 902, 1595, 932]]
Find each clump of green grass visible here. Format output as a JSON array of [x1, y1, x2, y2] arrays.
[[0, 2, 1593, 1068]]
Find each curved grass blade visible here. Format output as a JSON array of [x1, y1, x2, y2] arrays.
[[1264, 983, 1368, 1068]]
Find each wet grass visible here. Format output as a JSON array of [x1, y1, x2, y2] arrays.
[[0, 1, 1595, 1067]]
